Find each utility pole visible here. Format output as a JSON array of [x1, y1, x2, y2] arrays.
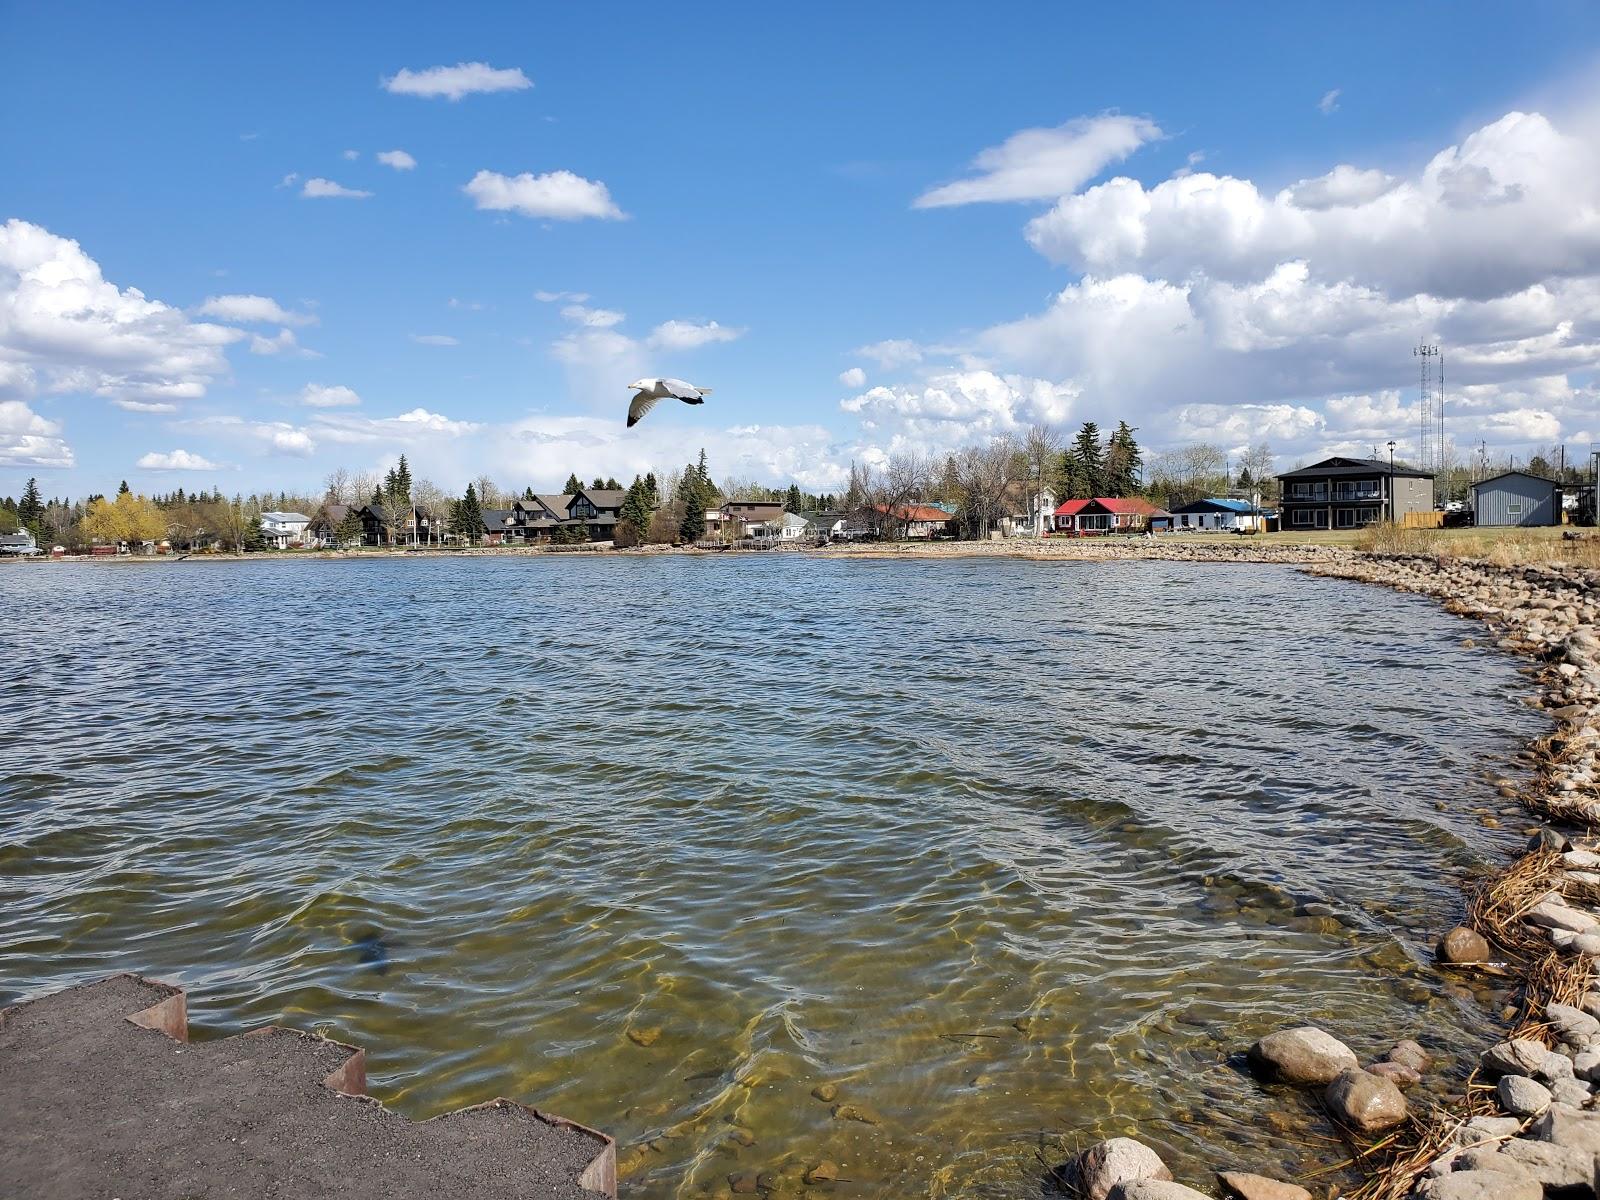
[[1387, 440, 1396, 524]]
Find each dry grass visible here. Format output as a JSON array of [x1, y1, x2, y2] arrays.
[[1343, 850, 1594, 1199], [1353, 523, 1447, 555]]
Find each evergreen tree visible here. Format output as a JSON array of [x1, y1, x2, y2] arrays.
[[1103, 422, 1143, 497], [393, 455, 412, 500], [456, 483, 483, 545], [563, 473, 583, 494], [604, 477, 620, 490], [118, 480, 131, 496], [695, 448, 712, 491], [523, 486, 535, 501], [591, 477, 605, 490], [243, 515, 267, 552], [619, 476, 656, 543], [336, 507, 363, 547], [678, 471, 706, 543], [784, 483, 804, 513], [18, 477, 44, 535], [1063, 422, 1105, 497], [644, 472, 659, 507]]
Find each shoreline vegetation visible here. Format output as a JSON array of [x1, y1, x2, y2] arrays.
[[12, 530, 1600, 1199]]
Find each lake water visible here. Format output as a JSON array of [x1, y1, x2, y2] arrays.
[[0, 556, 1544, 1197]]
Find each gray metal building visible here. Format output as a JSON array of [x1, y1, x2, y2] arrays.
[[1470, 470, 1562, 527]]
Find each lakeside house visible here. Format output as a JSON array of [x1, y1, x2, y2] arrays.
[[258, 511, 311, 549], [1052, 497, 1168, 534], [0, 529, 39, 556], [1471, 471, 1563, 527], [505, 494, 573, 541], [1167, 498, 1267, 532], [481, 508, 512, 545], [306, 504, 350, 548], [1275, 456, 1434, 530], [868, 502, 956, 539], [714, 500, 784, 539]]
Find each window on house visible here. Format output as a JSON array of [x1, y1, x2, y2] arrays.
[[1292, 509, 1314, 527], [1508, 503, 1523, 515]]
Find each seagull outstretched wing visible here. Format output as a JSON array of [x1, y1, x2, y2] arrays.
[[627, 390, 662, 428], [660, 378, 712, 400]]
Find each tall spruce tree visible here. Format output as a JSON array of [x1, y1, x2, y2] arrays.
[[677, 470, 706, 543], [18, 477, 44, 536], [1103, 422, 1143, 497], [456, 483, 483, 545], [118, 480, 131, 496], [563, 473, 583, 494], [784, 483, 803, 513], [1069, 422, 1105, 497]]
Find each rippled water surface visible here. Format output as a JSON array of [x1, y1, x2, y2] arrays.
[[0, 556, 1547, 1196]]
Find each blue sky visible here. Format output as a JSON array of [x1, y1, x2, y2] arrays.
[[3, 1, 1599, 499]]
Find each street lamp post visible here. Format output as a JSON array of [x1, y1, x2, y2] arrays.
[[1387, 440, 1397, 525]]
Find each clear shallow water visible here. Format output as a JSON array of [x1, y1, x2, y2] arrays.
[[0, 556, 1544, 1197]]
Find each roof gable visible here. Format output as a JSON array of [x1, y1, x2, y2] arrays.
[[1472, 470, 1561, 489]]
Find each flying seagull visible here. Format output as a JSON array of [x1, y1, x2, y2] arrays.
[[626, 377, 712, 428]]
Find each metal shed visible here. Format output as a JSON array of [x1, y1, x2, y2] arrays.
[[1470, 471, 1561, 527]]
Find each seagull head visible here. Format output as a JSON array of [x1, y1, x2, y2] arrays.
[[626, 378, 652, 391]]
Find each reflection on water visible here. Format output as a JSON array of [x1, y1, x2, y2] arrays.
[[0, 557, 1542, 1196]]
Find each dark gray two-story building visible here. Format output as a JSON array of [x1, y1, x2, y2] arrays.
[[1275, 456, 1435, 530]]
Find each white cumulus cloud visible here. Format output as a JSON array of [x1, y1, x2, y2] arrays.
[[561, 304, 625, 328], [377, 149, 417, 170], [464, 169, 625, 221], [0, 218, 240, 404], [382, 62, 532, 101], [0, 398, 73, 468], [137, 448, 219, 471], [838, 367, 866, 388], [915, 113, 1163, 207]]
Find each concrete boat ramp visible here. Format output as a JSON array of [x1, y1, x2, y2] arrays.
[[0, 974, 616, 1199]]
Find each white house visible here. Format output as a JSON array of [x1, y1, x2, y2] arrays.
[[1167, 498, 1266, 532], [258, 511, 311, 549]]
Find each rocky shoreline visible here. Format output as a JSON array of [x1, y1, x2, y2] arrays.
[[1059, 550, 1600, 1199]]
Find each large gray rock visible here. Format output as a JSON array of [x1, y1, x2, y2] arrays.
[[1498, 1137, 1594, 1188], [1533, 1102, 1600, 1153], [1571, 1045, 1600, 1080], [1247, 1027, 1357, 1085], [1461, 1114, 1523, 1143], [1437, 927, 1490, 964], [1551, 1078, 1590, 1108], [1546, 1001, 1600, 1042], [1215, 1171, 1311, 1200], [1420, 1171, 1539, 1200], [1324, 1068, 1407, 1133], [1532, 1049, 1574, 1083], [1481, 1038, 1550, 1076], [1497, 1073, 1553, 1117], [1526, 899, 1598, 933], [1107, 1183, 1210, 1200], [1449, 1145, 1535, 1178], [1074, 1138, 1172, 1200]]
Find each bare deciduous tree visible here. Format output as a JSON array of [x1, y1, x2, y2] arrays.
[[1023, 424, 1062, 536]]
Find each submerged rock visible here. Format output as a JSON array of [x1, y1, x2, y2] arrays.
[[1247, 1026, 1358, 1085], [1325, 1067, 1407, 1132], [1368, 1060, 1421, 1090], [1437, 927, 1491, 964], [809, 1082, 838, 1103], [1072, 1138, 1172, 1200], [802, 1161, 838, 1185], [1386, 1039, 1431, 1073]]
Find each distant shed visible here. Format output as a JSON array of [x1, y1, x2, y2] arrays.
[[1471, 471, 1561, 527]]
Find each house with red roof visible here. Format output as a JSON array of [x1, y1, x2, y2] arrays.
[[868, 502, 956, 539], [1052, 497, 1169, 534]]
